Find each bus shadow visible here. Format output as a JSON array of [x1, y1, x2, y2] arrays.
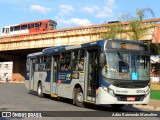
[[51, 97, 143, 112], [83, 103, 143, 112], [28, 91, 37, 96], [28, 91, 142, 112]]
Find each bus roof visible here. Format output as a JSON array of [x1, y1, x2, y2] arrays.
[[42, 40, 105, 55], [27, 52, 42, 58], [43, 39, 149, 55], [27, 39, 148, 57], [2, 24, 19, 28]]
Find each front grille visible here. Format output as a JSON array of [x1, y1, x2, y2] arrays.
[[113, 81, 149, 88], [115, 94, 145, 101], [116, 84, 147, 88]]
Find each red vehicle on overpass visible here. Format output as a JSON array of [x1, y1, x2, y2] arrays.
[[1, 20, 57, 36]]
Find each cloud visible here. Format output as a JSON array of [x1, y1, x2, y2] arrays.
[[59, 4, 74, 16], [82, 6, 99, 13], [96, 6, 113, 18], [30, 5, 51, 14], [57, 18, 92, 28], [80, 0, 116, 19], [107, 0, 115, 6]]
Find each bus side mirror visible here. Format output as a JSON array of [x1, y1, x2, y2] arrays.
[[99, 53, 106, 67]]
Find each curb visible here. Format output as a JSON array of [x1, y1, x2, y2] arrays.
[[0, 81, 25, 83], [133, 105, 160, 111], [155, 107, 160, 111]]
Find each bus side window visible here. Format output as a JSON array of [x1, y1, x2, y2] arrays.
[[59, 53, 64, 70], [32, 58, 36, 71], [21, 24, 28, 30], [39, 56, 42, 63], [72, 50, 78, 70], [59, 52, 71, 71], [10, 27, 14, 32], [45, 23, 48, 29], [45, 56, 51, 71], [60, 53, 65, 61], [39, 56, 45, 70], [35, 22, 41, 28], [2, 28, 4, 33], [28, 24, 34, 29], [26, 57, 30, 71], [14, 26, 20, 31], [36, 57, 40, 70], [4, 28, 9, 34], [78, 50, 84, 71], [65, 52, 71, 70], [102, 54, 107, 77]]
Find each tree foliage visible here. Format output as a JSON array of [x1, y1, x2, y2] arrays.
[[101, 8, 155, 41], [101, 8, 160, 55]]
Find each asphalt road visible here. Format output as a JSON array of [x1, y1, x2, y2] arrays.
[[0, 82, 159, 120]]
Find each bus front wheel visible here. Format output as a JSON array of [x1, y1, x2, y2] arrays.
[[37, 82, 44, 98], [74, 88, 84, 107]]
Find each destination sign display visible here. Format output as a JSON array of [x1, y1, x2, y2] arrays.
[[107, 41, 147, 51]]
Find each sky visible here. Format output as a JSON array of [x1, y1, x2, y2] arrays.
[[0, 0, 160, 29]]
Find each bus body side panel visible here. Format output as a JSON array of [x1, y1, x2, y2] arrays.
[[25, 80, 30, 90], [10, 29, 29, 35], [43, 82, 51, 94], [33, 71, 49, 93], [57, 78, 84, 99]]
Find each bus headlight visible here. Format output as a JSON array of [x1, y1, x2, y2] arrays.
[[102, 85, 115, 96], [108, 88, 114, 96], [145, 87, 150, 97]]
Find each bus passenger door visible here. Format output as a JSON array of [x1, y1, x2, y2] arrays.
[[85, 50, 99, 102], [29, 60, 34, 90], [51, 56, 59, 96]]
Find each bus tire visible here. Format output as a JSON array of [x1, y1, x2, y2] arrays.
[[37, 82, 44, 98], [74, 88, 84, 107], [111, 104, 124, 110]]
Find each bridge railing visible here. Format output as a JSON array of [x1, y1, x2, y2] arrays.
[[0, 18, 160, 51]]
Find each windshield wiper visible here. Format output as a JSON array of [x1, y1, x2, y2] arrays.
[[117, 51, 129, 67]]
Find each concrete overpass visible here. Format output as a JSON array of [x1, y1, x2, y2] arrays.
[[0, 18, 160, 81]]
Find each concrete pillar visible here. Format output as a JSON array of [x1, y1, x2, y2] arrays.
[[12, 55, 26, 82]]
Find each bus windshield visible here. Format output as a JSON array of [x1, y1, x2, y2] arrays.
[[102, 52, 150, 80]]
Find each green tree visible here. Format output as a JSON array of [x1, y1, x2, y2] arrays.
[[100, 23, 123, 39], [150, 25, 160, 55], [101, 8, 160, 55], [149, 42, 160, 55], [101, 8, 155, 41]]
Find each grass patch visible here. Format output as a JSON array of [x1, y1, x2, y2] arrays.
[[150, 89, 160, 100], [151, 83, 160, 90]]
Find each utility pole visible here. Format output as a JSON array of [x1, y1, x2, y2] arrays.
[[24, 0, 26, 22]]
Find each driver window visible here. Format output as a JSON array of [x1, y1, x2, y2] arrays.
[[102, 54, 108, 77]]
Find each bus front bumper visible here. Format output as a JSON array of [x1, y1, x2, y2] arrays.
[[96, 87, 150, 105]]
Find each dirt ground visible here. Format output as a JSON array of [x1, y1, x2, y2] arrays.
[[151, 83, 160, 90]]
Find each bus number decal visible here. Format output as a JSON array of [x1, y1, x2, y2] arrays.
[[136, 90, 145, 93]]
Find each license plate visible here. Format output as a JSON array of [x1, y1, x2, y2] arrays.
[[127, 97, 135, 101]]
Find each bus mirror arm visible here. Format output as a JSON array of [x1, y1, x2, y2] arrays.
[[99, 53, 106, 67]]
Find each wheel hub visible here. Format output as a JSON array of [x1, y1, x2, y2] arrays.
[[77, 92, 83, 102], [38, 86, 41, 95]]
